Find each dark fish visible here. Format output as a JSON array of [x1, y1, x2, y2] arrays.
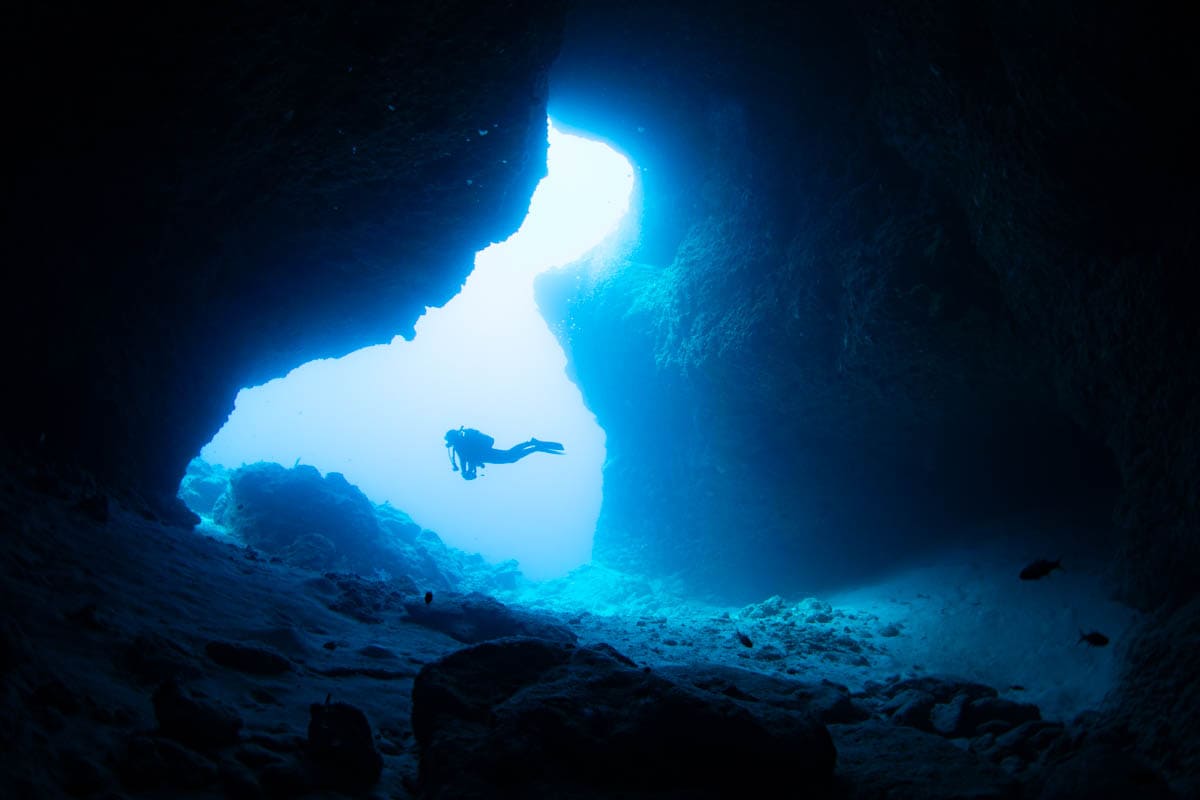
[[1019, 558, 1063, 580], [424, 591, 433, 605], [736, 630, 753, 648], [1078, 630, 1109, 647], [1009, 685, 1025, 691]]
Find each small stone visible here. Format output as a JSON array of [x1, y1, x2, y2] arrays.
[[931, 694, 969, 737]]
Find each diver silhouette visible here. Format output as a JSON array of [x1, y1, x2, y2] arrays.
[[444, 427, 565, 480]]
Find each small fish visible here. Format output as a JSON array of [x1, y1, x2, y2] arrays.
[[736, 630, 753, 648], [1009, 685, 1026, 691], [1078, 630, 1109, 647], [1019, 558, 1063, 580], [424, 591, 433, 605]]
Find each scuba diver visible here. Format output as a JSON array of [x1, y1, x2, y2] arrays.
[[444, 427, 565, 480]]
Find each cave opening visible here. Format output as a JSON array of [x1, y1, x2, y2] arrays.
[[182, 121, 635, 581]]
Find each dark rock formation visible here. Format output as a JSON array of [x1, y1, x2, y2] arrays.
[[1038, 744, 1173, 800], [411, 637, 837, 797], [542, 0, 1126, 599], [543, 3, 1198, 782], [869, 676, 1044, 742], [1108, 596, 1200, 780], [215, 462, 386, 570], [856, 1, 1200, 612], [3, 0, 1198, 795], [401, 591, 577, 645], [152, 680, 244, 751], [178, 459, 232, 518], [658, 663, 871, 725], [209, 460, 523, 593], [307, 700, 384, 793], [6, 0, 567, 512], [312, 572, 417, 625], [205, 641, 293, 676], [832, 721, 1017, 799]]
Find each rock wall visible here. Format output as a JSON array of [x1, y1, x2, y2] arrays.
[[547, 1, 1197, 609], [855, 0, 1200, 612], [5, 1, 566, 513]]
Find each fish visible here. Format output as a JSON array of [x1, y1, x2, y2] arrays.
[[1009, 685, 1026, 691], [1019, 558, 1063, 580], [736, 630, 753, 648], [1078, 630, 1109, 647], [424, 591, 433, 605]]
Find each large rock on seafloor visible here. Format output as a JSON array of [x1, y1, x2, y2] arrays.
[[412, 637, 836, 798], [832, 721, 1017, 800], [657, 663, 871, 725], [178, 459, 230, 518], [215, 463, 381, 565], [210, 462, 510, 593], [1038, 744, 1172, 800], [402, 592, 576, 645], [307, 701, 383, 794]]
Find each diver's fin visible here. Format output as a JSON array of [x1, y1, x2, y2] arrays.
[[536, 440, 564, 451]]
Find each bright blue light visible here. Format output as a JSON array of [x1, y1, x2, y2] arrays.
[[201, 122, 634, 579]]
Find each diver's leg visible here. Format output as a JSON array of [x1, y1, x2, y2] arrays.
[[509, 442, 563, 458], [483, 445, 532, 464]]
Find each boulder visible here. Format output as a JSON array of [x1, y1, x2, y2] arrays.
[[402, 592, 576, 645], [931, 694, 1041, 739], [1039, 744, 1171, 800], [983, 720, 1065, 764], [832, 721, 1017, 799], [882, 677, 998, 706], [314, 572, 417, 625], [412, 638, 836, 797], [882, 689, 938, 731], [283, 533, 338, 571], [930, 694, 969, 737], [962, 697, 1040, 736], [215, 463, 383, 568], [178, 458, 231, 517], [307, 700, 383, 793], [660, 664, 871, 725]]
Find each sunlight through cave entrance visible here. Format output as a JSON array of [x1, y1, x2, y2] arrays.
[[190, 122, 635, 580]]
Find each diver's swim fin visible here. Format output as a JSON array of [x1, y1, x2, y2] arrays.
[[531, 438, 565, 452]]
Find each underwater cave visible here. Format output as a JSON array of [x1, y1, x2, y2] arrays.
[[191, 122, 632, 580], [3, 2, 1198, 799]]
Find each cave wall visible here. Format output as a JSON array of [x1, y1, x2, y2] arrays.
[[855, 0, 1200, 612], [5, 1, 566, 513], [542, 0, 1194, 608]]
